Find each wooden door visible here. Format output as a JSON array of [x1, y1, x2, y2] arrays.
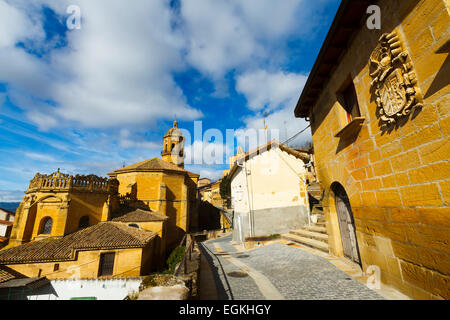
[[335, 186, 360, 264]]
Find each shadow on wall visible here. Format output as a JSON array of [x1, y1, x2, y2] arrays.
[[198, 201, 222, 231]]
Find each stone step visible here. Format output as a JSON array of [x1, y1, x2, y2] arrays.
[[315, 222, 326, 227], [290, 229, 328, 243], [304, 225, 327, 234], [282, 233, 329, 253]]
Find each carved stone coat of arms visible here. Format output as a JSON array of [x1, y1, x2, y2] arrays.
[[369, 31, 422, 128]]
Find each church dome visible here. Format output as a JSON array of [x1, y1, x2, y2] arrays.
[[164, 118, 183, 138]]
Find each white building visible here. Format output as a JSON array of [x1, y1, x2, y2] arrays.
[[0, 208, 14, 248], [228, 141, 311, 244]]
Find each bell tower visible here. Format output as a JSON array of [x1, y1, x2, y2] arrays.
[[161, 117, 185, 168]]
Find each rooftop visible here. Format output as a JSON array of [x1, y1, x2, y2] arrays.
[[112, 208, 168, 223], [0, 222, 157, 264], [110, 157, 199, 177]]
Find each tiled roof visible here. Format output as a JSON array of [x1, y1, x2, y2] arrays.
[[0, 266, 25, 283], [111, 157, 199, 177], [112, 208, 168, 223], [0, 277, 49, 289], [0, 222, 157, 264]]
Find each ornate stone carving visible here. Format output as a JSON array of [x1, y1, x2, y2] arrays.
[[369, 31, 422, 128]]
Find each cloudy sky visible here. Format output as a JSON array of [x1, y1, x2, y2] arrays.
[[0, 0, 340, 201]]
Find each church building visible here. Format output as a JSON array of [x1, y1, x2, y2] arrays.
[[0, 120, 200, 279]]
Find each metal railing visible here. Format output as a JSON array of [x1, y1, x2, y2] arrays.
[[174, 234, 195, 276]]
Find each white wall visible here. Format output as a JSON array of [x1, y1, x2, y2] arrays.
[[0, 224, 8, 237], [231, 147, 307, 213], [27, 278, 142, 300], [231, 146, 309, 241]]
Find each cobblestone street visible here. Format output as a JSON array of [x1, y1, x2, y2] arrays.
[[199, 234, 384, 300]]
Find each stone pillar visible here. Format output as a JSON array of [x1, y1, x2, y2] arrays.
[[101, 197, 110, 222], [56, 195, 70, 236], [158, 183, 167, 215]]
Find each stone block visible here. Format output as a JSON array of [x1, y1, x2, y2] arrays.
[[418, 247, 450, 275], [400, 260, 435, 293], [408, 162, 450, 184], [392, 240, 420, 263], [361, 178, 382, 191], [376, 189, 402, 207], [390, 207, 420, 224], [400, 124, 442, 152], [390, 149, 421, 172], [439, 180, 450, 205], [380, 141, 403, 159], [400, 183, 443, 206], [418, 207, 450, 227], [431, 8, 450, 41], [418, 137, 450, 164], [432, 272, 450, 299], [416, 225, 450, 253], [382, 175, 397, 188], [373, 160, 393, 176]]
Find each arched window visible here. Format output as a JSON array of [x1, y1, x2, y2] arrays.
[[40, 217, 53, 235], [78, 216, 89, 229]]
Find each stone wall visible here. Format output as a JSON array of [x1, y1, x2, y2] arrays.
[[309, 0, 449, 299]]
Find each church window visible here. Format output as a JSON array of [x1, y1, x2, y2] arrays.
[[78, 216, 89, 229], [40, 217, 53, 235], [98, 252, 115, 277]]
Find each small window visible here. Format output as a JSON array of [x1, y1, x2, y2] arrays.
[[98, 252, 115, 277], [40, 217, 53, 235], [340, 80, 361, 124], [54, 264, 59, 272], [78, 216, 89, 229], [128, 223, 139, 229]]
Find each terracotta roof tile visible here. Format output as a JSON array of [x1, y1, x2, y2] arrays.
[[0, 266, 25, 283], [0, 222, 157, 264], [112, 208, 168, 223], [111, 157, 199, 177]]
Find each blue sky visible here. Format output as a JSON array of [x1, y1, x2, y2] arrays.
[[0, 0, 340, 201]]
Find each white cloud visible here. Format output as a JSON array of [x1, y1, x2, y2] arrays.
[[236, 69, 311, 147], [0, 0, 203, 130], [236, 70, 307, 111], [118, 129, 160, 150], [179, 0, 308, 81], [24, 152, 57, 162], [0, 190, 24, 202], [184, 140, 231, 165]]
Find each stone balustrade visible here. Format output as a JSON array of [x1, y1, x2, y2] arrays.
[[27, 169, 118, 193]]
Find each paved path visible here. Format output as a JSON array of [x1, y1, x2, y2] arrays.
[[199, 234, 384, 300]]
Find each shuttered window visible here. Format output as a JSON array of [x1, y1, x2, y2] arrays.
[[98, 252, 115, 276]]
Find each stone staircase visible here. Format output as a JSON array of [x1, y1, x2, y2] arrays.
[[282, 205, 329, 253]]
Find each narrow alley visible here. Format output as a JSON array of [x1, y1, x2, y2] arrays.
[[199, 234, 388, 300]]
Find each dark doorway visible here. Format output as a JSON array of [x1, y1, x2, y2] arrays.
[[332, 183, 361, 265]]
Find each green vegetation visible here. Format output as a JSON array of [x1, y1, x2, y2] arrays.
[[269, 234, 280, 239], [219, 174, 231, 200], [166, 246, 186, 273]]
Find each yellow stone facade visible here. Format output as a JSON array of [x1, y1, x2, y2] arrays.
[[2, 121, 200, 280], [7, 170, 118, 248], [109, 120, 199, 249], [5, 247, 152, 280], [296, 0, 449, 299]]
